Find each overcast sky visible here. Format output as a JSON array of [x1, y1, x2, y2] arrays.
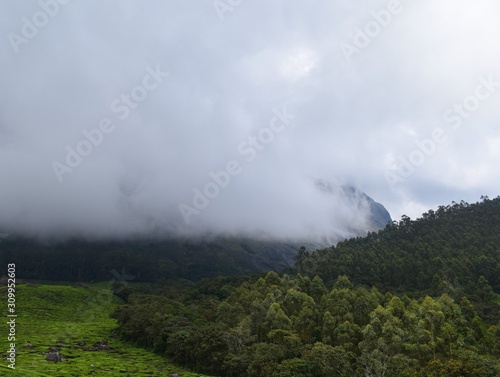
[[1, 0, 499, 240]]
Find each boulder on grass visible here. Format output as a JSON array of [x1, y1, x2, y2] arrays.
[[93, 340, 111, 350], [46, 352, 62, 363]]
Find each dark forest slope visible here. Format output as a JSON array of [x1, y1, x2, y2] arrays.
[[0, 236, 300, 282], [296, 196, 500, 297]]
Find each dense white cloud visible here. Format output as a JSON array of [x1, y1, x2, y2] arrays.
[[1, 0, 499, 239]]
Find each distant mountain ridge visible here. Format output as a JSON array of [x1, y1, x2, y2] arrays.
[[0, 181, 391, 281], [315, 179, 392, 231]]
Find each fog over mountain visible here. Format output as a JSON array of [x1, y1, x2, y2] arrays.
[[1, 1, 499, 241]]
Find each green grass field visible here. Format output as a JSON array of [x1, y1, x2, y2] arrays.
[[0, 283, 214, 377]]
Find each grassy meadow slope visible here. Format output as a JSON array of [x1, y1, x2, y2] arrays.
[[0, 282, 215, 377]]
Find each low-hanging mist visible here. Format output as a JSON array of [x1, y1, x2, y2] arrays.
[[1, 1, 499, 241]]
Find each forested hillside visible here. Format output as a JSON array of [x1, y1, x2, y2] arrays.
[[113, 273, 499, 376], [111, 197, 500, 376], [0, 236, 299, 282], [297, 196, 500, 296]]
